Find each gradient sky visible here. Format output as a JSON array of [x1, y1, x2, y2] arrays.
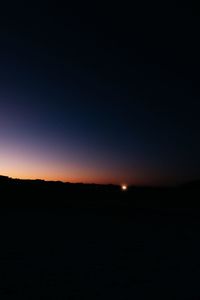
[[0, 2, 199, 185]]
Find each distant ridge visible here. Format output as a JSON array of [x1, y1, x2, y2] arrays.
[[0, 174, 200, 209], [0, 175, 200, 189], [0, 175, 120, 188], [0, 175, 11, 181]]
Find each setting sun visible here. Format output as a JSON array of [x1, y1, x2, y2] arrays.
[[121, 184, 127, 191]]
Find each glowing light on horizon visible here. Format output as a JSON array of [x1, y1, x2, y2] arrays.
[[121, 184, 127, 191]]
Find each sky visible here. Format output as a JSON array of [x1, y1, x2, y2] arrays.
[[0, 2, 199, 185]]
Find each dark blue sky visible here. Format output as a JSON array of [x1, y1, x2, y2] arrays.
[[0, 2, 199, 185]]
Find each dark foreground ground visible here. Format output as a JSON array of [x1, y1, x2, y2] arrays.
[[1, 176, 200, 299]]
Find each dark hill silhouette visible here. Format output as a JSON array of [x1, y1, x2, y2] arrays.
[[0, 175, 200, 210], [0, 175, 11, 181], [1, 175, 200, 298]]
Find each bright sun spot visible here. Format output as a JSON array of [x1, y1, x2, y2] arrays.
[[121, 184, 127, 191]]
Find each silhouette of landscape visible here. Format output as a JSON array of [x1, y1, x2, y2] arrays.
[[0, 174, 200, 209], [1, 175, 200, 298]]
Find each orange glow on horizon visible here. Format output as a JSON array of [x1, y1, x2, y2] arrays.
[[0, 170, 127, 185], [0, 140, 168, 186], [0, 147, 137, 185]]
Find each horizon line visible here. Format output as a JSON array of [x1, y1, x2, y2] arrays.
[[0, 174, 195, 188]]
